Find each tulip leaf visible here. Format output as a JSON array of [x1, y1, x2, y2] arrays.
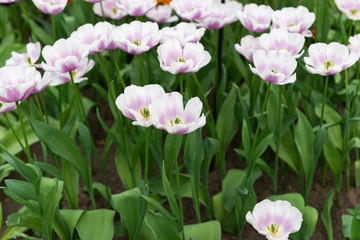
[[161, 162, 181, 221], [184, 221, 221, 240], [164, 133, 182, 178], [343, 214, 352, 239], [321, 189, 335, 240], [351, 203, 360, 239], [291, 206, 318, 240], [212, 192, 237, 235]]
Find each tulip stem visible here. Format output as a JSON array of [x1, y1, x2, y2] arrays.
[[144, 127, 149, 186], [4, 112, 26, 154], [112, 51, 126, 89], [16, 102, 32, 163], [174, 134, 185, 240], [69, 71, 88, 126], [192, 73, 215, 124], [274, 85, 282, 195], [179, 73, 183, 96], [320, 76, 329, 128], [138, 55, 146, 86], [99, 1, 106, 22], [185, 74, 192, 98], [51, 15, 56, 42], [34, 94, 46, 122], [39, 93, 49, 124], [19, 0, 38, 42]]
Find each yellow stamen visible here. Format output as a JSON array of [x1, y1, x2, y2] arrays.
[[133, 39, 141, 46], [323, 60, 335, 71], [351, 8, 358, 15], [112, 7, 117, 14], [140, 107, 150, 122], [270, 68, 277, 74], [71, 70, 78, 79], [176, 57, 186, 63], [267, 223, 280, 237], [171, 117, 182, 127], [289, 23, 295, 27]]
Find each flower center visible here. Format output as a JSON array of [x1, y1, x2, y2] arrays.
[[25, 57, 32, 67], [270, 68, 277, 74], [288, 23, 295, 27], [324, 60, 335, 71], [0, 101, 3, 109], [50, 1, 54, 5], [351, 8, 358, 15], [133, 39, 141, 46], [140, 107, 150, 122], [112, 7, 117, 14], [71, 70, 78, 79], [267, 223, 280, 237], [176, 57, 186, 63], [171, 117, 182, 127]]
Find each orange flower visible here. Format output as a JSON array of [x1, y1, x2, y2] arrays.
[[157, 0, 172, 5]]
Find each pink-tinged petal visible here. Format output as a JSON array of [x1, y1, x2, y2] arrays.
[[249, 65, 261, 77], [341, 51, 359, 69], [307, 43, 328, 69], [0, 102, 17, 114], [252, 49, 268, 72], [123, 85, 147, 111], [261, 70, 286, 84], [54, 56, 80, 73], [327, 42, 349, 64], [115, 94, 136, 120], [27, 42, 41, 64], [157, 39, 183, 66], [143, 84, 166, 106], [183, 97, 203, 123]]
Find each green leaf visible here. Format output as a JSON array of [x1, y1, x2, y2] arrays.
[[54, 209, 84, 240], [356, 160, 360, 188], [292, 206, 318, 240], [316, 0, 330, 42], [267, 193, 305, 214], [4, 180, 36, 201], [0, 226, 28, 240], [115, 149, 141, 190], [164, 133, 182, 178], [212, 193, 237, 235], [343, 214, 352, 239], [241, 120, 251, 162], [314, 127, 328, 162], [351, 203, 360, 239], [321, 189, 334, 240], [253, 133, 273, 161], [267, 88, 281, 138], [184, 221, 221, 240], [27, 19, 52, 45], [161, 162, 181, 221], [75, 210, 115, 240]]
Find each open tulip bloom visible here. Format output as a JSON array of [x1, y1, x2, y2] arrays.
[[116, 0, 156, 16], [304, 42, 359, 76], [93, 0, 127, 20], [235, 35, 263, 62], [0, 0, 19, 3], [335, 0, 360, 21], [42, 38, 89, 73], [115, 84, 165, 127], [250, 50, 297, 85], [32, 0, 67, 15], [246, 199, 303, 240], [271, 6, 315, 37], [6, 42, 41, 68], [170, 0, 214, 21], [259, 29, 305, 59], [197, 2, 238, 30], [348, 34, 360, 56], [237, 3, 274, 33], [112, 21, 162, 55], [160, 22, 206, 47], [145, 5, 179, 23], [70, 22, 113, 55], [148, 92, 206, 134], [157, 39, 211, 74]]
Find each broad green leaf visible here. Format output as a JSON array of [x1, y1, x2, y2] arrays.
[[292, 206, 318, 240], [76, 210, 115, 240], [356, 160, 360, 188], [343, 214, 352, 239], [0, 226, 28, 240], [321, 189, 335, 240], [53, 209, 84, 240], [316, 0, 330, 42], [4, 180, 36, 201], [253, 133, 273, 162], [115, 149, 141, 190], [212, 193, 237, 235], [323, 139, 341, 185], [62, 161, 79, 209], [7, 213, 42, 232], [241, 120, 251, 162], [164, 133, 182, 178], [351, 203, 360, 239], [184, 221, 221, 240]]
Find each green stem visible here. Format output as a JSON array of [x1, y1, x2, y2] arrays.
[[34, 94, 45, 122], [185, 74, 192, 98], [16, 102, 32, 163], [320, 76, 329, 128], [4, 112, 26, 153], [350, 64, 360, 114], [19, 0, 38, 42], [179, 73, 183, 96], [138, 55, 146, 86], [51, 15, 56, 43], [39, 93, 49, 123], [274, 85, 282, 195], [112, 51, 126, 89], [144, 127, 149, 186], [174, 134, 185, 240], [69, 72, 88, 126], [192, 73, 215, 123], [99, 1, 106, 21], [345, 69, 350, 110]]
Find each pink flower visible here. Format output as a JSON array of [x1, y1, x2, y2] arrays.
[[157, 39, 211, 74], [335, 0, 360, 21], [85, 0, 103, 2], [237, 3, 274, 33], [116, 0, 156, 16], [93, 0, 127, 20], [31, 0, 67, 15], [70, 22, 113, 54], [246, 199, 303, 240], [197, 2, 238, 29], [42, 38, 89, 73], [112, 21, 162, 55], [304, 42, 359, 76], [259, 29, 305, 59], [0, 66, 39, 103], [115, 84, 165, 127], [348, 34, 360, 56], [234, 35, 262, 62], [250, 50, 297, 85], [6, 42, 41, 68], [44, 58, 95, 86], [160, 22, 206, 47], [0, 102, 17, 114], [170, 0, 214, 21], [0, 0, 19, 4], [272, 6, 315, 37], [146, 5, 179, 23], [149, 92, 206, 134]]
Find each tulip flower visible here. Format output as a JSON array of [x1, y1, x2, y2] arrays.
[[160, 22, 206, 47], [93, 0, 127, 20], [170, 0, 214, 21], [237, 3, 273, 33], [246, 199, 303, 240], [348, 34, 360, 56], [42, 38, 89, 73], [197, 2, 238, 29], [116, 0, 156, 16], [0, 66, 40, 103], [304, 42, 359, 76], [146, 5, 179, 23], [0, 0, 19, 3], [157, 39, 211, 74], [85, 0, 103, 2], [250, 50, 297, 85], [6, 42, 41, 68], [149, 92, 206, 134], [335, 0, 360, 21], [112, 21, 162, 55], [272, 6, 315, 37], [259, 29, 305, 59], [32, 0, 67, 15], [234, 35, 262, 62], [70, 22, 113, 55], [0, 102, 17, 114], [115, 84, 165, 127]]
